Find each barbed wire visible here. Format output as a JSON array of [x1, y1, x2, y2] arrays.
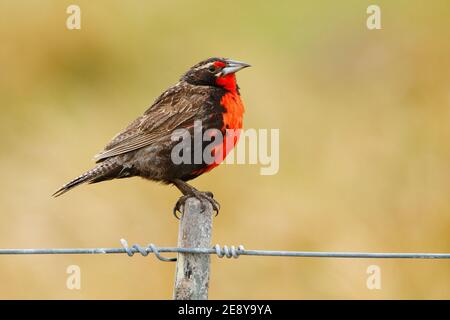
[[0, 239, 448, 262]]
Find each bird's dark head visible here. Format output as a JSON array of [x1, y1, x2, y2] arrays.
[[181, 57, 250, 91]]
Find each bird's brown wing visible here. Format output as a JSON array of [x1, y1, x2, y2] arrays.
[[94, 84, 206, 162]]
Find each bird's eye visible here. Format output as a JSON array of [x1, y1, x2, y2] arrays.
[[208, 65, 216, 72]]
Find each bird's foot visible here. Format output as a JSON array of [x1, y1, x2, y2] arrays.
[[173, 191, 220, 219]]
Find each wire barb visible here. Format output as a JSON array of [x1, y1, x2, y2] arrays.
[[120, 239, 177, 262], [214, 244, 245, 259]]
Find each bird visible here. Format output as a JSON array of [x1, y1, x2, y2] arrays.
[[53, 57, 250, 217]]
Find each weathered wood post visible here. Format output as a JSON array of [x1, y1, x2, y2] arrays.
[[173, 197, 213, 300]]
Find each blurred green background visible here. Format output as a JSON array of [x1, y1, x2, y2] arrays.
[[0, 0, 449, 299]]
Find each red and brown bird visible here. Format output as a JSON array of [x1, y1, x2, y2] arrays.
[[53, 57, 250, 216]]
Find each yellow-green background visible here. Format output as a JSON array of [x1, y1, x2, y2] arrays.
[[0, 0, 449, 299]]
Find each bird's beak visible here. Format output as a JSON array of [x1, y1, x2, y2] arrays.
[[220, 59, 251, 76]]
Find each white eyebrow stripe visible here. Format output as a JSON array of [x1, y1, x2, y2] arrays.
[[192, 62, 217, 72]]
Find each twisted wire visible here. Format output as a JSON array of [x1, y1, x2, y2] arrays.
[[0, 240, 448, 260]]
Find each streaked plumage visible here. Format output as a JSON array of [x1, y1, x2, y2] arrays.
[[53, 57, 250, 215]]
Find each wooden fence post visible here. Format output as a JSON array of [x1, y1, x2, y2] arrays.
[[173, 197, 213, 300]]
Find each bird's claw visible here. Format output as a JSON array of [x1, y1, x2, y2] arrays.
[[173, 191, 220, 219], [173, 195, 189, 219], [197, 191, 220, 216]]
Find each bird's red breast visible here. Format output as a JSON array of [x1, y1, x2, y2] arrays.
[[195, 73, 245, 174]]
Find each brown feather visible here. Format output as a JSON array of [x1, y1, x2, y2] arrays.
[[94, 83, 209, 162]]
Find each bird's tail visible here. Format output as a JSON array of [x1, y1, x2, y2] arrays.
[[52, 161, 121, 197]]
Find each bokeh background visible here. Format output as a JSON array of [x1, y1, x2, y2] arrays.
[[0, 0, 449, 299]]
